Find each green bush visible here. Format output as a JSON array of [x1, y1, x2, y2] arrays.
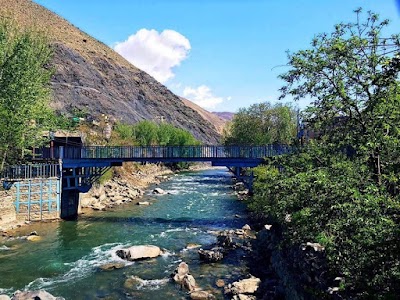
[[250, 144, 400, 298]]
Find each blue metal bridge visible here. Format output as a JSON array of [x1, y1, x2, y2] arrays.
[[48, 145, 291, 167], [2, 145, 292, 219]]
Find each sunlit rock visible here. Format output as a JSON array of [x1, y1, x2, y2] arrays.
[[12, 290, 64, 300], [153, 188, 166, 194], [116, 245, 161, 261]]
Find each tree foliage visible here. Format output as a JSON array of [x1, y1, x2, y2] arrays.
[[223, 102, 297, 146], [114, 120, 200, 147], [0, 20, 53, 169], [251, 145, 400, 299], [279, 8, 400, 186], [247, 9, 400, 299]]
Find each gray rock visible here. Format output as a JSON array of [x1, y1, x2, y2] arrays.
[[153, 188, 166, 194], [182, 274, 196, 292], [116, 245, 161, 261], [172, 261, 190, 283], [12, 290, 64, 300], [98, 262, 125, 271], [226, 276, 261, 295], [190, 290, 215, 300], [198, 247, 224, 262], [242, 224, 251, 231]]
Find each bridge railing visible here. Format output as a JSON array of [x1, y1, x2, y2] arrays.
[[1, 164, 60, 181], [38, 145, 293, 160]]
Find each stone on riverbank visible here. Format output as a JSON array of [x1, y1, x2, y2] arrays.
[[137, 201, 150, 205], [116, 245, 161, 261], [225, 276, 261, 295], [0, 295, 11, 300], [12, 290, 64, 300], [26, 235, 42, 242], [153, 188, 166, 194], [26, 231, 41, 242]]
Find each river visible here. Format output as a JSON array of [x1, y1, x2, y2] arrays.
[[0, 168, 252, 299]]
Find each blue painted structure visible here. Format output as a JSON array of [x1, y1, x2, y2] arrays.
[[14, 179, 61, 220], [42, 145, 291, 167]]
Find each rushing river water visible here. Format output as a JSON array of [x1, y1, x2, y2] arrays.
[[0, 168, 251, 299]]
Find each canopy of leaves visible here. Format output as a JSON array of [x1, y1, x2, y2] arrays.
[[0, 20, 54, 169], [114, 120, 200, 147], [250, 144, 400, 299], [279, 9, 400, 186], [223, 102, 297, 146], [247, 9, 400, 299]]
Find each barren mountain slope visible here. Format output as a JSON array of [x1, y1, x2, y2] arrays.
[[0, 0, 220, 143], [180, 98, 226, 135]]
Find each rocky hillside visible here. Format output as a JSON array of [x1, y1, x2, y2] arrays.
[[180, 98, 226, 135], [212, 112, 235, 122], [0, 0, 220, 144]]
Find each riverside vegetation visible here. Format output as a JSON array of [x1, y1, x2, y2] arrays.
[[222, 9, 400, 299]]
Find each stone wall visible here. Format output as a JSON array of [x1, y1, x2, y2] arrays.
[[0, 190, 17, 229]]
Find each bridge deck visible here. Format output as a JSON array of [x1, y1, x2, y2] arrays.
[[51, 145, 292, 168], [3, 145, 293, 181]]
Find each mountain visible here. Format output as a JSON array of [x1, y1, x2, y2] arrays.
[[180, 98, 226, 135], [0, 0, 220, 144], [212, 112, 235, 122]]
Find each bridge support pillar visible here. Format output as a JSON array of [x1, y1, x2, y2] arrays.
[[60, 189, 80, 220], [228, 166, 254, 195]]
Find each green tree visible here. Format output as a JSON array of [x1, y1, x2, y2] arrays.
[[279, 8, 400, 186], [133, 120, 158, 146], [0, 20, 53, 169], [223, 102, 297, 146]]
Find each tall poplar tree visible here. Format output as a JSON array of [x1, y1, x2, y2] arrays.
[[0, 20, 53, 169]]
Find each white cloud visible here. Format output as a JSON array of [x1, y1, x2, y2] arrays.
[[114, 29, 191, 83], [183, 85, 225, 110]]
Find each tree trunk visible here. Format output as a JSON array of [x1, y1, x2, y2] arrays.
[[371, 149, 382, 185], [1, 145, 8, 172]]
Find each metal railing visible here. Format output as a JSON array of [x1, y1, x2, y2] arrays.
[[1, 164, 60, 181], [36, 145, 293, 160]]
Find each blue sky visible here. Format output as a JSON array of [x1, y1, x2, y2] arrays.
[[34, 0, 400, 112]]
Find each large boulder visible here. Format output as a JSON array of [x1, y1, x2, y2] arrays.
[[0, 295, 11, 300], [190, 290, 215, 300], [226, 276, 261, 295], [171, 262, 198, 292], [12, 290, 64, 300], [172, 262, 190, 283], [116, 245, 161, 261]]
